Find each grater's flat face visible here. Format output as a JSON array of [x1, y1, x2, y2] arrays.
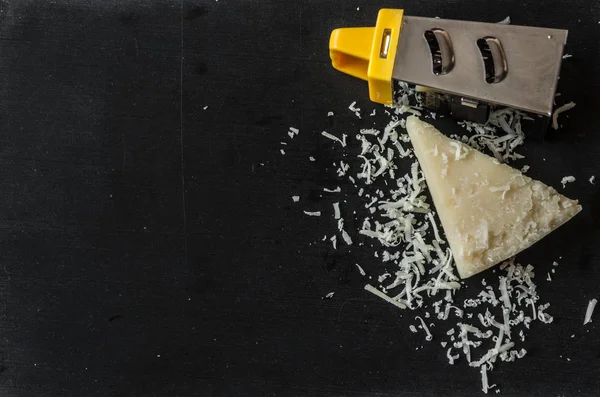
[[393, 17, 568, 116]]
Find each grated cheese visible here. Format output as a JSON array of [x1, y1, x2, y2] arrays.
[[321, 131, 346, 147], [561, 176, 576, 188], [292, 196, 300, 202], [584, 298, 597, 325], [324, 187, 341, 193], [447, 347, 459, 364], [360, 128, 380, 136], [481, 364, 489, 394], [288, 82, 571, 393], [337, 218, 344, 231], [355, 263, 366, 276], [589, 176, 595, 185], [341, 230, 353, 245], [349, 101, 362, 118], [427, 212, 445, 243], [364, 284, 407, 309], [303, 211, 321, 216], [415, 315, 433, 341], [333, 202, 341, 219], [552, 102, 576, 130], [337, 160, 350, 177]]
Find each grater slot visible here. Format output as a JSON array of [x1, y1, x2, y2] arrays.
[[424, 28, 455, 75], [477, 37, 508, 83]]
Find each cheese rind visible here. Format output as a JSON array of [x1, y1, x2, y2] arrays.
[[406, 116, 582, 278]]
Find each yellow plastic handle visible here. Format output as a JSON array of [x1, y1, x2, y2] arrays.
[[329, 9, 404, 105], [329, 27, 375, 81]]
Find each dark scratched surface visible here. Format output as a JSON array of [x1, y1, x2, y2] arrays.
[[0, 0, 599, 395]]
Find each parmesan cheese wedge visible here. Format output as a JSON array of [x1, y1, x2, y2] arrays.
[[406, 116, 582, 278]]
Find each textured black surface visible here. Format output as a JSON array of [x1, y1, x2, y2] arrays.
[[0, 0, 599, 396]]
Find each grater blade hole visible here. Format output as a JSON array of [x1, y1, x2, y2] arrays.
[[477, 37, 508, 84], [424, 28, 455, 76]]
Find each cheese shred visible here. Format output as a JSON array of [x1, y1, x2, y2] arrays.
[[552, 102, 576, 130], [584, 298, 597, 325], [415, 315, 433, 341], [303, 211, 321, 216], [364, 284, 407, 309], [321, 131, 347, 147]]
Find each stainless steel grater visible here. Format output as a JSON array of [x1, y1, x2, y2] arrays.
[[329, 9, 568, 123]]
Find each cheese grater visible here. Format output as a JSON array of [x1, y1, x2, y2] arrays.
[[329, 9, 568, 124]]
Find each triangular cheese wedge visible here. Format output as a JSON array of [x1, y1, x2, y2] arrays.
[[406, 116, 582, 279]]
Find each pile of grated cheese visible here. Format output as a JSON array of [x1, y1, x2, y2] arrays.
[[289, 90, 569, 393]]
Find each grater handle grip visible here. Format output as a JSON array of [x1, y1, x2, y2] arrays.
[[329, 27, 375, 82], [329, 9, 405, 105]]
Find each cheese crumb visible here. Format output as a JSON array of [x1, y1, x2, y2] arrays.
[[590, 176, 595, 185], [292, 196, 300, 202], [561, 176, 576, 188]]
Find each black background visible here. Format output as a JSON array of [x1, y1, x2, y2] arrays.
[[0, 0, 599, 396]]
